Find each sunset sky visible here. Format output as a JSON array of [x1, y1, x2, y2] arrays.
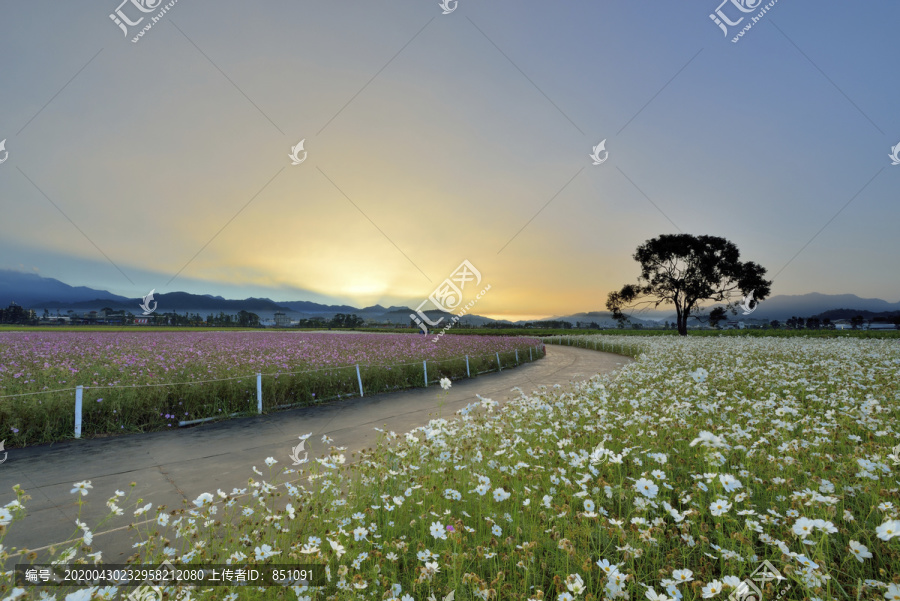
[[1, 2, 898, 320]]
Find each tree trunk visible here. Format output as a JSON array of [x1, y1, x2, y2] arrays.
[[676, 311, 688, 336]]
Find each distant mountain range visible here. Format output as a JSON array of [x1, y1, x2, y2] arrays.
[[0, 270, 486, 325], [664, 292, 900, 325], [1, 269, 897, 326]]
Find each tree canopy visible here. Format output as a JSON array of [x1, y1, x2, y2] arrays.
[[606, 234, 772, 336]]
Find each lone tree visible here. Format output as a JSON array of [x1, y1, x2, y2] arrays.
[[606, 234, 772, 336], [708, 306, 727, 328]]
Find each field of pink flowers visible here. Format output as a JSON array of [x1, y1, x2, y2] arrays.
[[0, 331, 542, 447]]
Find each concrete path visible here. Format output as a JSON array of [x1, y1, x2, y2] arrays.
[[1, 345, 631, 564]]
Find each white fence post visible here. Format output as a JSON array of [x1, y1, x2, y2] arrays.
[[356, 364, 364, 397], [423, 361, 428, 386], [75, 385, 83, 439], [496, 352, 501, 372], [257, 373, 262, 414], [529, 347, 532, 362], [515, 349, 518, 364], [466, 355, 470, 378]]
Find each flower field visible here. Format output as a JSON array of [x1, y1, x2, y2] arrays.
[[4, 334, 900, 601], [0, 331, 543, 447]]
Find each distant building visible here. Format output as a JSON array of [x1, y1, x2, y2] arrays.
[[134, 316, 150, 325], [274, 312, 291, 327]]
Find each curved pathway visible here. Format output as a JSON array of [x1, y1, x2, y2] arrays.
[[1, 345, 631, 563]]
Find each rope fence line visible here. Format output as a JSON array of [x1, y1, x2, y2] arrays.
[[0, 387, 84, 399], [3, 344, 547, 439], [0, 348, 542, 400]]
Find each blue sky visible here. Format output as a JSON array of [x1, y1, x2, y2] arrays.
[[1, 1, 897, 319]]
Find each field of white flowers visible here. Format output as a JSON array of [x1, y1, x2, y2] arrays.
[[3, 335, 900, 601]]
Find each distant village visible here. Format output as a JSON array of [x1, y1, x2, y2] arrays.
[[0, 301, 896, 330], [0, 303, 373, 328]]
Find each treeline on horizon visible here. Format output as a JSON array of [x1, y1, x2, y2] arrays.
[[2, 301, 899, 333]]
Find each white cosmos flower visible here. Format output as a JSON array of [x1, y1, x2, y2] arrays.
[[566, 573, 586, 594], [792, 515, 819, 539], [193, 493, 214, 507], [793, 554, 818, 570], [701, 580, 723, 598], [63, 587, 99, 601], [689, 431, 726, 448], [710, 499, 731, 516], [254, 544, 280, 561], [3, 588, 27, 601], [645, 589, 673, 601], [718, 474, 742, 492], [876, 519, 900, 541], [329, 539, 345, 558], [430, 521, 447, 540], [70, 481, 93, 496], [634, 478, 658, 499], [848, 540, 872, 562]]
